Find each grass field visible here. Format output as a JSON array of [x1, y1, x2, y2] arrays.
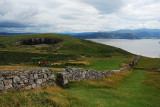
[[136, 57, 160, 71], [0, 33, 133, 69], [0, 33, 131, 57], [0, 57, 160, 107], [1, 68, 160, 107], [79, 57, 130, 71], [0, 34, 159, 106]]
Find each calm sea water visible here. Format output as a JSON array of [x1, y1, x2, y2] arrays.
[[88, 39, 160, 58]]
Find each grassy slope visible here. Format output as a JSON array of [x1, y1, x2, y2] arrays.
[[136, 57, 160, 71], [0, 33, 131, 56], [65, 69, 160, 106], [0, 33, 133, 69], [0, 35, 7, 38], [79, 57, 129, 71], [0, 34, 159, 106], [1, 68, 160, 107], [0, 58, 159, 106]]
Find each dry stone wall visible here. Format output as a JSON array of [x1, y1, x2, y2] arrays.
[[0, 68, 55, 92], [56, 56, 141, 85], [0, 56, 141, 91]]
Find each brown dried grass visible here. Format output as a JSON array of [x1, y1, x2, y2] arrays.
[[144, 72, 160, 88], [0, 66, 39, 70], [87, 71, 132, 88]]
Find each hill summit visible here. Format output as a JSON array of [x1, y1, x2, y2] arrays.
[[0, 33, 131, 56]]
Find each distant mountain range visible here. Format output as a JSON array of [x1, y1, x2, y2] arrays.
[[63, 29, 160, 39], [0, 29, 160, 39], [66, 32, 137, 39]]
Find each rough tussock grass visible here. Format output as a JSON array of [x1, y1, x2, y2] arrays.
[[0, 65, 39, 70], [0, 70, 132, 107], [0, 68, 160, 106], [144, 72, 160, 89], [136, 57, 160, 71], [86, 70, 132, 88], [0, 85, 84, 107]]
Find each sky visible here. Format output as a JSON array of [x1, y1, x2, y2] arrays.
[[0, 0, 160, 33]]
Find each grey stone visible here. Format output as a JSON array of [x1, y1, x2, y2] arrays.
[[42, 69, 46, 73], [24, 79, 28, 84], [48, 75, 54, 79], [4, 84, 13, 90], [0, 81, 4, 90], [43, 79, 47, 82], [20, 75, 25, 79], [36, 79, 43, 84], [30, 74, 34, 79], [13, 76, 20, 83], [48, 82, 54, 86], [38, 74, 44, 79], [0, 75, 4, 81], [32, 84, 37, 89], [34, 74, 38, 78], [19, 81, 24, 84], [44, 74, 47, 79], [3, 79, 13, 86], [28, 80, 34, 84]]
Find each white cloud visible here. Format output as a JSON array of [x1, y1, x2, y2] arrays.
[[0, 0, 159, 32]]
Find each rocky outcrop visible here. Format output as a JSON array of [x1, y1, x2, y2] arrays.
[[15, 38, 62, 45], [0, 68, 55, 92], [56, 56, 141, 85]]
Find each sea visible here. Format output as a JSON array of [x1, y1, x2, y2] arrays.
[[88, 39, 160, 58]]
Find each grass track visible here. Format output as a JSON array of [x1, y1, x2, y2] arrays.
[[115, 70, 160, 106], [0, 69, 160, 106], [66, 70, 160, 106]]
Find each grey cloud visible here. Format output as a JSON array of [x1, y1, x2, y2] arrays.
[[0, 0, 159, 33], [0, 21, 31, 28], [78, 0, 125, 14], [59, 14, 78, 20]]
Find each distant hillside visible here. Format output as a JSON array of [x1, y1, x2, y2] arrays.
[[113, 29, 160, 39], [0, 35, 8, 38], [64, 29, 160, 39], [70, 32, 137, 39]]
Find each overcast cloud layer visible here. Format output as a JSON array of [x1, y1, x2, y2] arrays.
[[0, 0, 160, 33]]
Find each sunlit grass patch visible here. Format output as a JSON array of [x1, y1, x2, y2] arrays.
[[81, 57, 130, 71], [86, 70, 132, 88], [0, 85, 84, 107], [65, 70, 132, 89], [136, 57, 160, 70], [144, 72, 160, 88], [0, 65, 39, 70]]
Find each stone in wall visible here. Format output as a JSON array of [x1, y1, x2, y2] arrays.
[[0, 68, 55, 92]]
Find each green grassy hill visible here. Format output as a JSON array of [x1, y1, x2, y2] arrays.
[[0, 35, 7, 38], [1, 58, 160, 106], [0, 33, 131, 56], [0, 33, 160, 106], [0, 33, 133, 69]]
